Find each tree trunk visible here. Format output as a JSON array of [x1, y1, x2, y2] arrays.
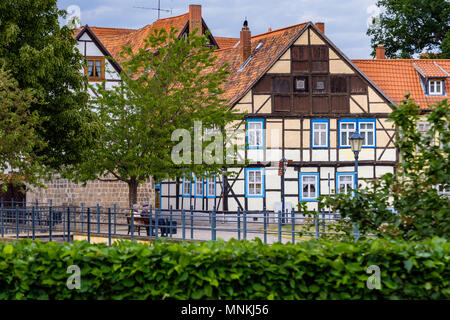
[[128, 179, 139, 207]]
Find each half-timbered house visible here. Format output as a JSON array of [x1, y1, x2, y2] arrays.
[[26, 4, 449, 209]]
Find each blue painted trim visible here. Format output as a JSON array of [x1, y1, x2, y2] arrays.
[[338, 119, 357, 149], [206, 175, 216, 198], [335, 172, 357, 194], [182, 174, 192, 198], [246, 119, 265, 150], [311, 119, 329, 149], [358, 119, 377, 148], [194, 175, 204, 198], [299, 172, 320, 202], [245, 168, 265, 198]]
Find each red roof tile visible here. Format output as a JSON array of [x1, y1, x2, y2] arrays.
[[353, 59, 450, 109], [214, 37, 239, 49]]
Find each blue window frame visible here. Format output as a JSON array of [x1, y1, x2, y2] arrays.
[[194, 175, 204, 198], [336, 172, 356, 194], [246, 119, 264, 149], [299, 173, 320, 202], [206, 176, 216, 198], [182, 175, 192, 197], [338, 119, 376, 148], [245, 168, 265, 198], [311, 119, 329, 149]]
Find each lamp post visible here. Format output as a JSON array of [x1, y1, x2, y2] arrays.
[[349, 132, 364, 239]]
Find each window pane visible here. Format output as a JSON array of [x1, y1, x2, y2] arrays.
[[367, 132, 374, 145], [95, 61, 101, 77], [88, 61, 94, 76]]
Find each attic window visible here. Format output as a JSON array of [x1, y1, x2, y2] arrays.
[[429, 80, 444, 95], [85, 57, 104, 81]]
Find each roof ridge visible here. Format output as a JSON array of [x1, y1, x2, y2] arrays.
[[89, 26, 137, 31], [251, 22, 309, 40], [153, 12, 188, 22]]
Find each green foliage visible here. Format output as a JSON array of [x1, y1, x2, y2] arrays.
[[0, 238, 448, 299], [321, 98, 449, 240], [68, 27, 241, 205], [0, 69, 46, 188], [367, 0, 450, 58], [0, 0, 99, 170]]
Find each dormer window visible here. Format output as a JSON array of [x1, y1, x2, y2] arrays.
[[428, 80, 443, 95], [85, 57, 104, 81]]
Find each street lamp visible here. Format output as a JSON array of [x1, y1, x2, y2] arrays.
[[349, 132, 364, 192], [349, 132, 363, 240]]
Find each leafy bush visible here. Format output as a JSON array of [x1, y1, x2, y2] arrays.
[[0, 238, 448, 300]]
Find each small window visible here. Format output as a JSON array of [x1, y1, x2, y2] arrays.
[[299, 173, 319, 201], [245, 168, 264, 198], [339, 120, 357, 147], [359, 120, 376, 147], [182, 177, 191, 197], [437, 184, 450, 196], [296, 79, 305, 90], [194, 175, 203, 198], [336, 173, 355, 194], [206, 177, 216, 198], [312, 120, 329, 148], [428, 80, 443, 95], [85, 57, 104, 81], [316, 81, 324, 90], [247, 120, 264, 149], [294, 76, 308, 93]]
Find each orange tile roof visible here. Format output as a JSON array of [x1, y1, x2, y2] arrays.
[[413, 60, 449, 78], [82, 13, 190, 60], [353, 59, 450, 109], [214, 37, 239, 49]]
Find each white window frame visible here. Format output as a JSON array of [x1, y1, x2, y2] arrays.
[[245, 168, 264, 198], [182, 177, 191, 197], [299, 173, 319, 201], [206, 176, 216, 198], [312, 120, 329, 148], [194, 175, 203, 198], [336, 173, 355, 194], [247, 120, 264, 149], [339, 121, 357, 147], [428, 80, 443, 95], [358, 120, 376, 147]]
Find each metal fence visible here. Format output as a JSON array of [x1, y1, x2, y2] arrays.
[[0, 199, 361, 245]]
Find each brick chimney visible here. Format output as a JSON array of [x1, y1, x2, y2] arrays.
[[376, 44, 386, 59], [189, 4, 202, 36], [315, 22, 325, 33], [240, 20, 251, 64]]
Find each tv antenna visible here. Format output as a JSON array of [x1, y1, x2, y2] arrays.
[[133, 1, 172, 20]]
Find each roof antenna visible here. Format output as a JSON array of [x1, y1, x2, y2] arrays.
[[133, 0, 172, 20]]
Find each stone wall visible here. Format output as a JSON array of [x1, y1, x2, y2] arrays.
[[27, 177, 155, 209]]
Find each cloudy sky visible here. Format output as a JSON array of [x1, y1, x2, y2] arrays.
[[58, 0, 381, 58]]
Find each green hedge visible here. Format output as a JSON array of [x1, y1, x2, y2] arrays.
[[0, 238, 448, 299]]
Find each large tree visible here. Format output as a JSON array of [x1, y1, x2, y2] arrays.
[[0, 0, 99, 171], [367, 0, 450, 58], [68, 28, 242, 206], [0, 69, 46, 188]]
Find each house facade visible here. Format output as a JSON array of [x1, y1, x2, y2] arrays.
[[25, 4, 449, 209]]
